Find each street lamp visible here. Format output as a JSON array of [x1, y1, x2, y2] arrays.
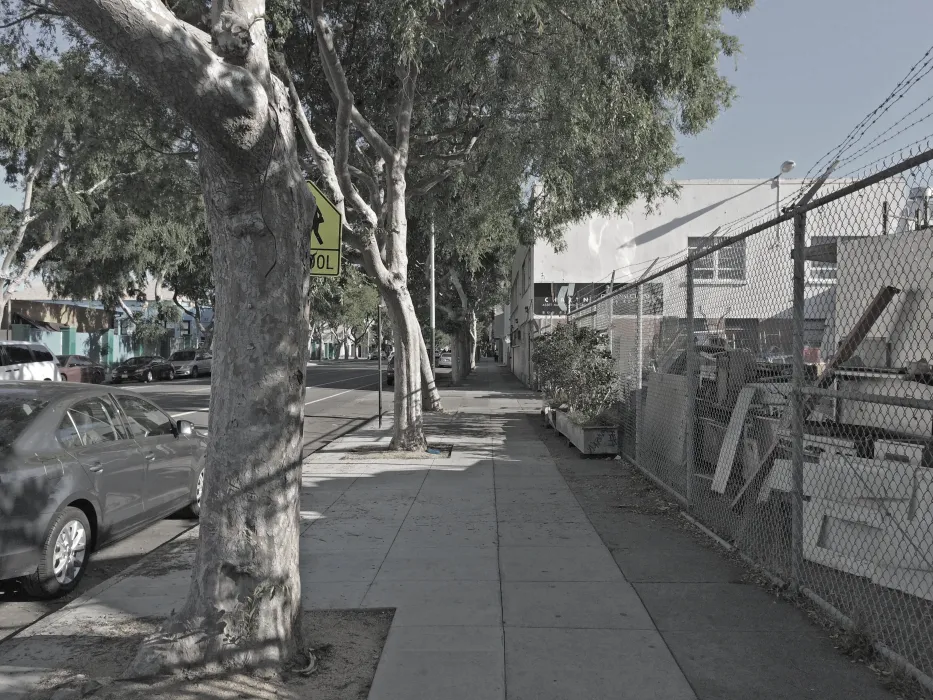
[[775, 160, 796, 217]]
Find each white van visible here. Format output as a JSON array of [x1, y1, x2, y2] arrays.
[[0, 341, 62, 381]]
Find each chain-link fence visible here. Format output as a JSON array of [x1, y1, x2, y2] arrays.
[[561, 148, 933, 690]]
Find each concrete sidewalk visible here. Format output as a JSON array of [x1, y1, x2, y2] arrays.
[[0, 361, 898, 699]]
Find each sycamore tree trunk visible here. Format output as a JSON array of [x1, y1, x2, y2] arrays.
[[382, 286, 426, 449], [419, 331, 443, 412], [130, 83, 311, 678], [469, 310, 478, 372], [450, 333, 462, 385], [60, 0, 313, 678]]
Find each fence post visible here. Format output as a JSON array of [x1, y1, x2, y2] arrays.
[[791, 210, 807, 592], [635, 285, 644, 466], [684, 261, 697, 508]]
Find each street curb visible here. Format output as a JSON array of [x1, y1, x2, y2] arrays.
[[3, 409, 386, 647], [1, 526, 198, 644]]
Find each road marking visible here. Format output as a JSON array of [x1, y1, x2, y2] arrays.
[[304, 381, 379, 406], [171, 379, 381, 418]]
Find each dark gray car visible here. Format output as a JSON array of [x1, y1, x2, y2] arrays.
[[0, 382, 206, 598]]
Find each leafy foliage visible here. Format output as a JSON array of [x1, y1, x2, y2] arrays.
[[130, 300, 182, 349], [0, 47, 204, 309], [533, 323, 621, 423]]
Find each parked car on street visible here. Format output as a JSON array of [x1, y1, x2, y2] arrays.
[[169, 349, 213, 379], [0, 341, 61, 382], [111, 356, 174, 383], [0, 381, 205, 597], [57, 355, 106, 384], [438, 352, 453, 368]]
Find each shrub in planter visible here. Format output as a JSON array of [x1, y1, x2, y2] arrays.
[[533, 323, 622, 425]]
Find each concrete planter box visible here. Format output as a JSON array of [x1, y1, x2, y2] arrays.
[[554, 409, 619, 455]]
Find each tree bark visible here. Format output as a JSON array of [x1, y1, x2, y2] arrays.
[[129, 81, 311, 677], [469, 310, 478, 372], [450, 330, 462, 386], [56, 0, 315, 675], [381, 285, 425, 450], [418, 331, 443, 412]]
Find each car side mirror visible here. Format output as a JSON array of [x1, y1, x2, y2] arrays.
[[176, 420, 194, 437]]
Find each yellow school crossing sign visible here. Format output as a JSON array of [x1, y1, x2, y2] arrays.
[[308, 181, 343, 276]]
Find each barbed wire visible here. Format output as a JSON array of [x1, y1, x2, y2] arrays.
[[803, 43, 933, 184]]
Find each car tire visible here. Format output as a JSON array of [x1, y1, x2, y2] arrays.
[[144, 370, 154, 383], [183, 466, 204, 518], [167, 369, 175, 381], [22, 507, 92, 599], [191, 366, 199, 379], [60, 374, 67, 381]]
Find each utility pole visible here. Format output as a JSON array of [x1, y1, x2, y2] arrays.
[[430, 218, 436, 370]]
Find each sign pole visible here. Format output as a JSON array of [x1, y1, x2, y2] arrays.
[[377, 302, 383, 429], [430, 219, 436, 370]]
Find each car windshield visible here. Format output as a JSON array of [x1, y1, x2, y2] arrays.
[[56, 355, 69, 366], [0, 396, 48, 448], [124, 357, 151, 366], [171, 351, 196, 361]]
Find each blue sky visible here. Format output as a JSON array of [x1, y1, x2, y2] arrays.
[[675, 0, 933, 180], [3, 0, 933, 207]]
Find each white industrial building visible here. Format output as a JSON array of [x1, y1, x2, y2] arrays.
[[507, 177, 920, 386]]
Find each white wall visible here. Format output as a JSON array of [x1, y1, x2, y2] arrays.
[[509, 177, 910, 384], [10, 274, 175, 302], [834, 228, 933, 367]]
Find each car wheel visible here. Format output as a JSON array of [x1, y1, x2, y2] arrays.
[[60, 373, 67, 381], [191, 366, 199, 379], [144, 370, 154, 383], [184, 466, 204, 518], [167, 369, 175, 381], [22, 507, 91, 599]]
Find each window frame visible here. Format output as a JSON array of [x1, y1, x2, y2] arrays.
[[114, 394, 176, 439], [59, 395, 128, 448], [4, 343, 35, 365], [687, 237, 747, 282]]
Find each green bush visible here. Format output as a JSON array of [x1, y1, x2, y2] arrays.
[[533, 323, 621, 424]]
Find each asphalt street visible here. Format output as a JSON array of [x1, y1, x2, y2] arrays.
[[0, 360, 396, 643]]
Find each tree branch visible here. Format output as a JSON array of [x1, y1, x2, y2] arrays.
[[307, 0, 395, 162], [449, 268, 469, 311], [408, 168, 456, 200], [0, 142, 52, 280], [395, 60, 419, 165], [0, 6, 62, 28], [54, 0, 273, 162]]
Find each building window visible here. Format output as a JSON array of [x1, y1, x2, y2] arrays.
[[688, 237, 746, 281], [807, 236, 837, 281]]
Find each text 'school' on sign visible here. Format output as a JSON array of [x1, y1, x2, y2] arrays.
[[308, 181, 343, 277]]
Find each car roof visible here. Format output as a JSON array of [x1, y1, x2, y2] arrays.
[[0, 381, 111, 400], [0, 340, 51, 348]]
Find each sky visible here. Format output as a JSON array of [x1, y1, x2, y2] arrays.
[[674, 0, 933, 180], [3, 0, 933, 207]]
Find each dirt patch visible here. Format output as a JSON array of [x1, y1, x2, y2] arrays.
[[27, 609, 394, 700], [341, 443, 453, 460]]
